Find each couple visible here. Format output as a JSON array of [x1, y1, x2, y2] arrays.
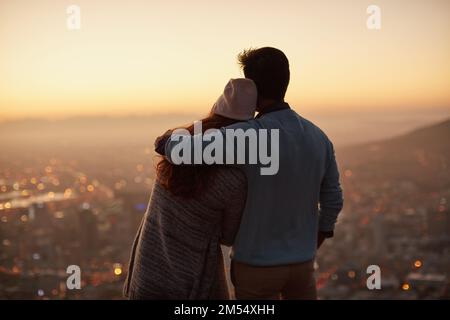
[[124, 47, 343, 300]]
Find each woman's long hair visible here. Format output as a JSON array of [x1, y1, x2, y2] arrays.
[[156, 113, 241, 198]]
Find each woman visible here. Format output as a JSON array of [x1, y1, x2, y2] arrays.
[[124, 79, 256, 299]]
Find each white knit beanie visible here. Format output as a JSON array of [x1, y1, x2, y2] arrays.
[[211, 78, 257, 120]]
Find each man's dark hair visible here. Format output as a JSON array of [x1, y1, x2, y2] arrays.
[[238, 47, 290, 101]]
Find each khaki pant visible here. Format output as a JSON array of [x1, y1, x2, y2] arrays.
[[231, 259, 317, 300]]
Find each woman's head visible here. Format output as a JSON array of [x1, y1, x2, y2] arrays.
[[157, 78, 257, 198], [211, 78, 257, 120]]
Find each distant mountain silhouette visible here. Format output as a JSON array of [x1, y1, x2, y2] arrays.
[[339, 118, 450, 189]]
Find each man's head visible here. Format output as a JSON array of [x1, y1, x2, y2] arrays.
[[238, 47, 290, 111]]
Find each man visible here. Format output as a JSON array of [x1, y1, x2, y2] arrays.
[[156, 47, 343, 299]]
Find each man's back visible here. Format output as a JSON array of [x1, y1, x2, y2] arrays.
[[231, 105, 343, 266]]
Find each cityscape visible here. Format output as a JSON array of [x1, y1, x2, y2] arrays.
[[0, 115, 449, 299]]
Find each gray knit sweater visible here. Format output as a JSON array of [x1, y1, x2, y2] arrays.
[[124, 167, 247, 299]]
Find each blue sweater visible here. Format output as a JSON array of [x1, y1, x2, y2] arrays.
[[164, 104, 343, 266]]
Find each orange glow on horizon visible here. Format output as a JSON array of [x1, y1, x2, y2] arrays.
[[0, 0, 449, 119]]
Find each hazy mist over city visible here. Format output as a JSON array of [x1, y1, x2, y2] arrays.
[[1, 109, 449, 299]]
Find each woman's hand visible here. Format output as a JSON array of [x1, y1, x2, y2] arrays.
[[154, 129, 173, 155]]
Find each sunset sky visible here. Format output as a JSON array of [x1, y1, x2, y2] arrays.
[[1, 0, 449, 119]]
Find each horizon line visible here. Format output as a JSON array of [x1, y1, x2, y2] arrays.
[[1, 106, 450, 124]]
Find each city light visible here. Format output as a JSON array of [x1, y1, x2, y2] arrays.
[[54, 211, 65, 219], [64, 188, 72, 198], [414, 260, 422, 268], [402, 283, 410, 291], [113, 263, 123, 276]]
